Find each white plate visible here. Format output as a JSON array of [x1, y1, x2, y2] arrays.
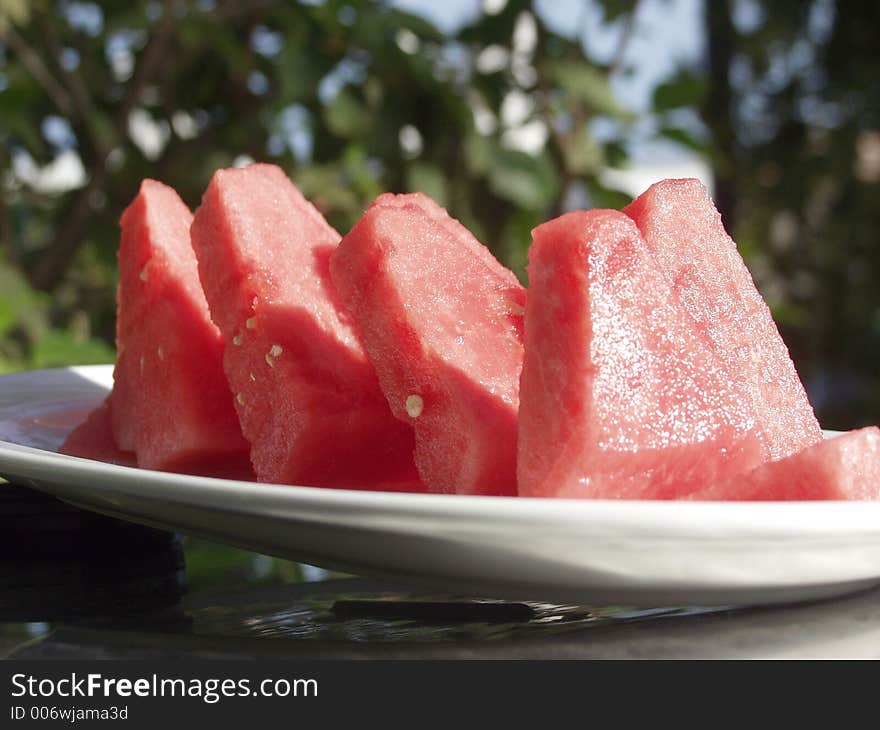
[[1, 365, 880, 607]]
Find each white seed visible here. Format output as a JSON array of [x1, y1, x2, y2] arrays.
[[265, 354, 275, 367], [504, 293, 525, 317], [232, 335, 243, 346], [249, 372, 256, 382], [405, 394, 424, 418], [139, 355, 145, 373], [236, 392, 245, 405], [269, 344, 283, 358], [245, 317, 256, 329], [157, 346, 164, 361], [139, 260, 151, 282]]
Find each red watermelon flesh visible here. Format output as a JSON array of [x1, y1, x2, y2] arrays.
[[111, 180, 251, 478], [190, 164, 421, 490], [623, 179, 822, 460], [688, 428, 880, 500], [59, 398, 136, 467], [330, 193, 525, 496], [518, 209, 765, 500]]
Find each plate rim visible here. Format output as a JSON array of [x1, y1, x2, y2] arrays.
[[3, 365, 880, 605], [0, 364, 878, 528]]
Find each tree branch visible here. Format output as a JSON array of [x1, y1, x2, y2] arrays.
[[115, 3, 176, 132], [0, 143, 12, 263], [28, 169, 108, 291], [39, 16, 110, 159], [1, 24, 74, 117], [609, 1, 642, 77], [28, 1, 177, 291], [703, 0, 737, 231]]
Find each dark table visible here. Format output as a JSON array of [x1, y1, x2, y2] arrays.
[[4, 482, 880, 660]]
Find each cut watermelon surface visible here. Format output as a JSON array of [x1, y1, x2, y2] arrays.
[[59, 398, 136, 467], [688, 428, 880, 500], [330, 193, 525, 496], [111, 180, 251, 478], [190, 164, 420, 490], [518, 209, 764, 500], [624, 179, 822, 460]]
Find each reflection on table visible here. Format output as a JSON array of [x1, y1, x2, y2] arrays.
[[3, 481, 880, 659]]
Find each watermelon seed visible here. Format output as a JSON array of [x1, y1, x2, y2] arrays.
[[246, 317, 257, 330], [157, 347, 164, 361], [249, 372, 256, 382], [139, 261, 151, 282], [405, 395, 424, 418], [236, 393, 245, 405], [139, 356, 145, 374], [265, 344, 283, 368], [501, 290, 524, 316], [232, 335, 243, 346]]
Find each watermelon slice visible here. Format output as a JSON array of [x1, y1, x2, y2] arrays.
[[190, 164, 420, 490], [518, 209, 764, 499], [330, 193, 525, 496], [59, 398, 136, 467], [111, 180, 251, 478], [623, 179, 822, 460], [688, 428, 880, 500]]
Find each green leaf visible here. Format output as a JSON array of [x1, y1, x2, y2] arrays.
[[4, 113, 48, 157], [0, 0, 31, 29], [652, 69, 707, 111], [294, 162, 361, 222], [0, 74, 42, 112], [587, 179, 633, 209], [0, 258, 48, 333], [546, 61, 631, 119], [597, 0, 640, 23], [279, 44, 328, 103], [564, 127, 605, 174], [464, 133, 494, 175], [657, 125, 708, 154], [0, 297, 15, 337], [89, 110, 118, 151], [0, 75, 49, 156], [30, 329, 115, 369], [488, 148, 560, 210], [348, 8, 387, 49], [502, 207, 540, 283], [406, 162, 447, 206], [381, 8, 445, 43], [324, 89, 369, 139]]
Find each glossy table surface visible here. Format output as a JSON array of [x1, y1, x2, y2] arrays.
[[4, 481, 880, 660]]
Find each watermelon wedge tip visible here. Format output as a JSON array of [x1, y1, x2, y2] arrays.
[[517, 208, 765, 499], [330, 192, 525, 496], [110, 179, 252, 478], [190, 164, 422, 490]]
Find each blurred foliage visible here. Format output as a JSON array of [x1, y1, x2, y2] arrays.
[[0, 0, 877, 430], [182, 537, 310, 592], [0, 0, 634, 372], [701, 0, 880, 428]]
